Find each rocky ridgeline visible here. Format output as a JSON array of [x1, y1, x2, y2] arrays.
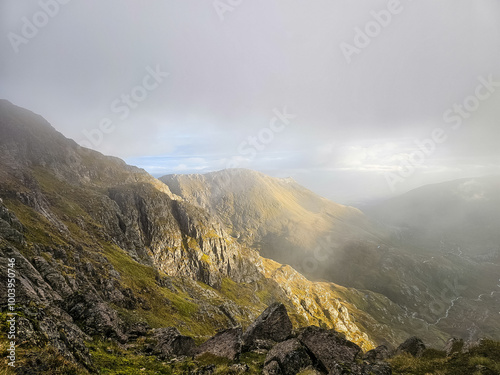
[[144, 302, 456, 375], [144, 302, 391, 374]]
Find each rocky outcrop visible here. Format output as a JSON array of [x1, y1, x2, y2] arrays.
[[195, 327, 243, 360], [444, 337, 464, 356], [395, 336, 426, 357], [364, 345, 391, 362], [150, 327, 196, 358], [0, 200, 24, 243], [261, 259, 375, 351], [298, 325, 362, 372], [0, 244, 62, 305], [462, 338, 487, 354], [63, 292, 127, 342], [144, 304, 397, 375], [242, 303, 293, 351]]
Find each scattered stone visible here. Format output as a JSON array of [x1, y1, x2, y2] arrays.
[[196, 327, 242, 361], [229, 363, 250, 373], [151, 327, 195, 358], [243, 303, 293, 351], [395, 336, 426, 358], [462, 338, 487, 353], [263, 360, 282, 375]]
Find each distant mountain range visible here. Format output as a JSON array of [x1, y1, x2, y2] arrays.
[[366, 176, 500, 258], [0, 99, 499, 372]]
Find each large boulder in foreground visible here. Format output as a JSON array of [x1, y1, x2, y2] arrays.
[[263, 338, 313, 375], [298, 326, 361, 372], [196, 327, 242, 360], [242, 303, 293, 351], [395, 336, 426, 358], [151, 327, 195, 358]]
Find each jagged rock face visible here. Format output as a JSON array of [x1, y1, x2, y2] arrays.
[[161, 162, 500, 349], [106, 183, 262, 287], [160, 169, 374, 270], [0, 244, 63, 305], [195, 327, 243, 360], [0, 201, 24, 243], [63, 293, 127, 342], [242, 303, 293, 351], [261, 259, 376, 350], [0, 103, 262, 290]]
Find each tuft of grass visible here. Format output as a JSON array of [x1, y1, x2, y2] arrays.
[[87, 338, 173, 374], [239, 352, 266, 373], [86, 338, 269, 375], [220, 278, 261, 307], [4, 346, 87, 375]]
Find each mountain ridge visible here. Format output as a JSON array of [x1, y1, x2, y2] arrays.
[[0, 100, 434, 372]]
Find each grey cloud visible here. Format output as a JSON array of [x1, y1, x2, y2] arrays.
[[1, 0, 499, 204]]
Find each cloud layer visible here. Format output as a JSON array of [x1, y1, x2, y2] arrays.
[[1, 0, 499, 204]]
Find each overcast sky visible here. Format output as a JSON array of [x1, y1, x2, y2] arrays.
[[1, 0, 499, 205]]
